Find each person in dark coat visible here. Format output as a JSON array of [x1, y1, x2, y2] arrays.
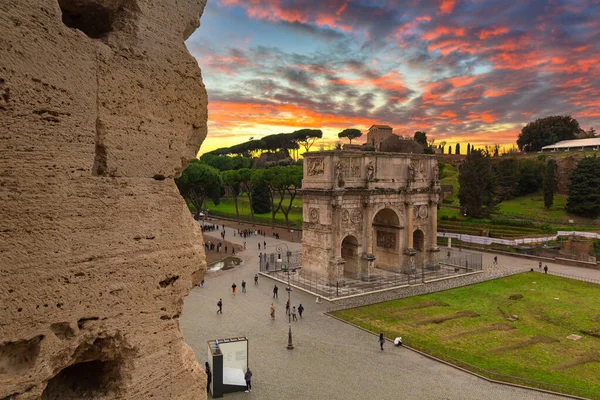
[[298, 303, 304, 318], [273, 285, 278, 298], [217, 299, 222, 314], [232, 282, 237, 294], [544, 265, 548, 274], [379, 333, 385, 351], [244, 368, 253, 392], [205, 362, 212, 392]]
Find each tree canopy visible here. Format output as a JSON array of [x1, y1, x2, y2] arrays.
[[175, 161, 223, 219], [566, 156, 600, 218], [292, 128, 323, 152], [517, 115, 583, 152], [413, 131, 428, 147], [200, 154, 252, 171], [338, 128, 362, 144], [205, 129, 322, 159]]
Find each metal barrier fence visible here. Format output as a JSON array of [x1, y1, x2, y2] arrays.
[[438, 230, 600, 246], [259, 249, 483, 299], [534, 269, 600, 285]]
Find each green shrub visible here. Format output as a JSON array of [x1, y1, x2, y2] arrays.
[[540, 223, 554, 233]]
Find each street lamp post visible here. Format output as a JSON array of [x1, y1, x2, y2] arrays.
[[276, 243, 294, 350]]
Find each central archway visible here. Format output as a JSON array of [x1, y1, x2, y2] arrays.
[[372, 208, 402, 271]]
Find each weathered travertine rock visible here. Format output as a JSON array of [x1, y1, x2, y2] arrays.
[[0, 1, 208, 398]]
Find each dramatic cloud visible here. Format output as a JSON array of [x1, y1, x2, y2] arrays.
[[188, 0, 600, 153]]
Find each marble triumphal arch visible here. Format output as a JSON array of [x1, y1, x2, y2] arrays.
[[301, 151, 440, 283]]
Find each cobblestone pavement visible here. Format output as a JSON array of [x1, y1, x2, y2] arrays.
[[182, 225, 568, 400]]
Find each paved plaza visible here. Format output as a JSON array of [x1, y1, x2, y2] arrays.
[[181, 223, 598, 399]]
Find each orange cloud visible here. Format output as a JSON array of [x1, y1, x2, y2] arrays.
[[478, 26, 509, 40], [422, 25, 466, 41], [439, 0, 456, 15]]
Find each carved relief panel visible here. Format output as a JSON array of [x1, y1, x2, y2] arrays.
[[338, 157, 361, 178], [376, 231, 396, 249], [307, 157, 325, 176], [413, 204, 429, 220], [408, 159, 427, 183], [309, 208, 320, 223], [341, 208, 363, 226]]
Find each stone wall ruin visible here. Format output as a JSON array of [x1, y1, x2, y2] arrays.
[[1, 0, 208, 398]]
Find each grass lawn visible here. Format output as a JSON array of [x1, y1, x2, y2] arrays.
[[496, 192, 572, 223], [199, 195, 303, 229], [331, 273, 600, 399], [440, 163, 459, 206]]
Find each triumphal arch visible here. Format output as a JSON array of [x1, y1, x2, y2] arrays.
[[301, 151, 440, 283]]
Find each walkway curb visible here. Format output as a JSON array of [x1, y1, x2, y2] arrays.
[[325, 313, 590, 400]]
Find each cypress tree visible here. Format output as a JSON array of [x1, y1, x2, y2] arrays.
[[566, 156, 600, 218], [458, 149, 496, 218], [543, 159, 557, 209], [251, 180, 271, 214]]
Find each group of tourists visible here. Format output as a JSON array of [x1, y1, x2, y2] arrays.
[[235, 228, 266, 238], [200, 223, 222, 232], [204, 241, 235, 255]]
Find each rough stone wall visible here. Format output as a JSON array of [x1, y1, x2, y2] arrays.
[[0, 1, 208, 399], [553, 155, 578, 195]]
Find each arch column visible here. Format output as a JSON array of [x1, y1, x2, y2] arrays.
[[430, 202, 438, 249], [405, 202, 415, 251]]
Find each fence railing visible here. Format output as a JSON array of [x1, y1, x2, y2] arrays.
[[439, 231, 600, 246], [259, 250, 483, 299], [533, 269, 600, 285]]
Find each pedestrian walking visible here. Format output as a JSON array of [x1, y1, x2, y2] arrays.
[[285, 299, 290, 315], [539, 261, 542, 270], [258, 243, 261, 250], [292, 306, 297, 321], [245, 368, 252, 392], [544, 265, 548, 274], [217, 299, 223, 314], [379, 333, 385, 351], [205, 362, 212, 393], [493, 256, 498, 264], [270, 303, 276, 319], [298, 303, 304, 318], [273, 285, 278, 298], [263, 240, 266, 249], [254, 274, 258, 285], [232, 282, 237, 294], [242, 280, 246, 293]]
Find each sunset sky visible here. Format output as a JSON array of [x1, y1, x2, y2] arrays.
[[186, 0, 600, 155]]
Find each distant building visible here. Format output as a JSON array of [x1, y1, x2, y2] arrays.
[[541, 138, 600, 152], [366, 125, 394, 151]]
